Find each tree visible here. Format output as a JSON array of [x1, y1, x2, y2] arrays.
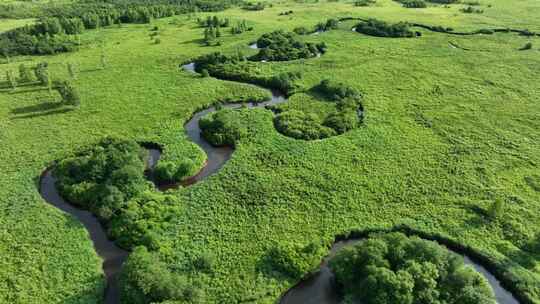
[[6, 70, 16, 90], [67, 62, 76, 79], [55, 80, 81, 106], [18, 64, 33, 82], [100, 52, 107, 69], [487, 199, 504, 220], [34, 62, 50, 85]]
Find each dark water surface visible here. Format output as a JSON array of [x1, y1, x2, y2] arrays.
[[39, 171, 128, 304], [280, 239, 519, 304]]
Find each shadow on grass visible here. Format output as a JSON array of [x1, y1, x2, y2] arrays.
[[11, 107, 74, 120], [179, 38, 206, 45], [10, 99, 75, 120], [11, 101, 63, 115]]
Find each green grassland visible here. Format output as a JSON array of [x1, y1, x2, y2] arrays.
[[1, 0, 539, 303]]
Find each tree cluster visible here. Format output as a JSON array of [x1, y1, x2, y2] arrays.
[[230, 20, 253, 35], [274, 110, 337, 140], [242, 2, 266, 11], [199, 108, 248, 146], [329, 232, 497, 304], [121, 246, 205, 304], [354, 0, 377, 6], [251, 30, 327, 61], [1, 0, 241, 56], [461, 6, 484, 14], [54, 137, 149, 222], [198, 15, 230, 28], [315, 18, 339, 32], [262, 242, 326, 279], [355, 19, 415, 38], [396, 0, 428, 8], [313, 78, 361, 101]]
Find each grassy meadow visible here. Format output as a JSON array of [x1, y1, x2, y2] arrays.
[[0, 0, 539, 302]]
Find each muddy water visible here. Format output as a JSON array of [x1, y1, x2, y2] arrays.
[[280, 239, 519, 304], [39, 170, 128, 304]]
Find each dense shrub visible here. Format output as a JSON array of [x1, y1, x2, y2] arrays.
[[154, 158, 195, 183], [519, 42, 533, 50], [108, 191, 182, 248], [274, 110, 336, 140], [354, 0, 377, 6], [192, 54, 302, 95], [54, 137, 149, 218], [263, 242, 326, 279], [313, 79, 361, 101], [398, 0, 427, 8], [461, 6, 484, 13], [426, 0, 458, 3], [199, 108, 248, 146], [54, 80, 81, 106], [329, 232, 497, 304], [323, 109, 361, 133], [230, 20, 253, 34], [242, 2, 266, 10], [197, 15, 229, 28], [355, 19, 414, 37], [293, 26, 310, 35], [0, 0, 242, 56], [121, 246, 204, 304], [251, 30, 326, 61], [315, 18, 339, 32]]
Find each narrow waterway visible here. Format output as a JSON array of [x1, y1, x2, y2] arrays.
[[280, 239, 519, 304]]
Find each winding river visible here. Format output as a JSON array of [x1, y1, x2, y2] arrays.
[[38, 59, 520, 304], [280, 239, 519, 304]]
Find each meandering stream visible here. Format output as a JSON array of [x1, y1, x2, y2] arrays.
[[280, 239, 519, 304], [37, 61, 520, 304]]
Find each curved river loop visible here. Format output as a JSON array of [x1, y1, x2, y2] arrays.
[[39, 45, 520, 304]]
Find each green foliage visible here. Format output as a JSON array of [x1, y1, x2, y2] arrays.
[[6, 70, 16, 90], [198, 15, 229, 28], [199, 108, 248, 146], [192, 252, 215, 273], [397, 0, 428, 8], [355, 0, 377, 6], [18, 64, 34, 82], [1, 1, 540, 303], [520, 42, 533, 50], [263, 242, 326, 279], [154, 158, 195, 183], [461, 6, 484, 13], [230, 20, 253, 35], [329, 233, 497, 304], [34, 61, 50, 85], [313, 79, 361, 101], [315, 18, 339, 32], [109, 191, 183, 249], [293, 26, 310, 35], [251, 30, 326, 61], [54, 80, 81, 106], [121, 246, 204, 304], [355, 19, 415, 37], [323, 108, 361, 133], [487, 199, 504, 220], [274, 110, 337, 140], [242, 2, 266, 11], [54, 137, 148, 218]]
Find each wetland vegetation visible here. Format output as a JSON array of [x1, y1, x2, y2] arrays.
[[0, 0, 539, 303]]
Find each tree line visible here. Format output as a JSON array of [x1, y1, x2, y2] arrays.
[[0, 0, 241, 56]]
